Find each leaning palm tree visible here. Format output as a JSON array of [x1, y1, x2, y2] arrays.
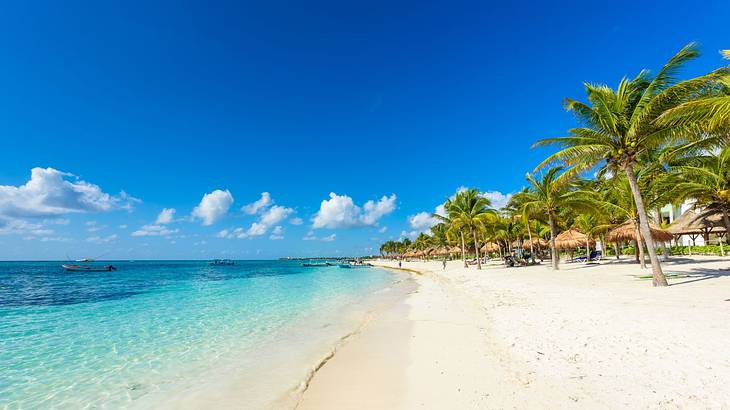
[[513, 167, 597, 270], [670, 146, 730, 238], [655, 49, 730, 137], [442, 188, 496, 269], [533, 43, 729, 286]]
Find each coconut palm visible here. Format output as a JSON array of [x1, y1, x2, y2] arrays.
[[512, 167, 598, 270], [655, 50, 730, 137], [532, 43, 730, 286], [670, 146, 730, 239], [442, 188, 496, 269]]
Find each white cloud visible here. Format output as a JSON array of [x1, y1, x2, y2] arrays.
[[43, 218, 70, 225], [312, 192, 397, 229], [118, 224, 128, 229], [303, 230, 335, 241], [482, 191, 513, 209], [361, 194, 397, 225], [0, 167, 139, 218], [242, 192, 272, 215], [269, 226, 284, 240], [408, 211, 438, 231], [378, 226, 387, 233], [289, 217, 303, 225], [131, 224, 179, 237], [220, 205, 294, 239], [259, 205, 294, 227], [192, 189, 233, 226], [216, 229, 230, 238], [0, 218, 53, 236], [155, 208, 176, 224], [86, 234, 118, 243], [400, 230, 419, 240]]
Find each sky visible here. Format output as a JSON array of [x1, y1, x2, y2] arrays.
[[1, 0, 729, 260]]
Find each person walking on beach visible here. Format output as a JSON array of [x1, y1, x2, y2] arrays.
[[398, 260, 402, 268], [442, 259, 447, 270]]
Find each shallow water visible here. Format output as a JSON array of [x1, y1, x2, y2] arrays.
[[0, 260, 399, 409]]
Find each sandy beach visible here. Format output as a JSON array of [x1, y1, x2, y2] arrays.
[[298, 256, 730, 409]]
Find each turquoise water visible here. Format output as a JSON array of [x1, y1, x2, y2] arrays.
[[0, 260, 398, 409]]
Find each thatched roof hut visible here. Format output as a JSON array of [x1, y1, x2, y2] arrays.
[[667, 209, 727, 235], [555, 228, 595, 249], [433, 247, 450, 256], [606, 220, 673, 243], [522, 238, 548, 249], [449, 246, 462, 254], [480, 242, 500, 253]]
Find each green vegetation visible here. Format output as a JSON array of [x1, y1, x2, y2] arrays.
[[380, 43, 730, 287]]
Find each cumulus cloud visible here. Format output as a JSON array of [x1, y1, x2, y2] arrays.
[[269, 226, 284, 240], [192, 189, 233, 226], [408, 212, 438, 231], [289, 217, 303, 225], [482, 191, 513, 209], [312, 193, 396, 229], [219, 205, 295, 239], [131, 224, 179, 237], [321, 233, 336, 242], [0, 167, 140, 218], [155, 208, 176, 224], [242, 192, 272, 215]]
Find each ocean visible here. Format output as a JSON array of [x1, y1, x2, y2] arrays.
[[0, 260, 405, 409]]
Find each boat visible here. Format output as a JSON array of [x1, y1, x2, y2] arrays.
[[209, 259, 235, 266], [338, 262, 372, 269], [302, 263, 330, 267], [62, 264, 116, 272]]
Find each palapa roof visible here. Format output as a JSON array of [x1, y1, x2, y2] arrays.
[[522, 238, 548, 249], [605, 219, 673, 243], [554, 228, 595, 249], [480, 242, 500, 252], [449, 246, 462, 254], [667, 209, 727, 235]]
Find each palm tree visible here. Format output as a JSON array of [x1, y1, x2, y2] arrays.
[[655, 50, 730, 137], [573, 214, 600, 261], [442, 188, 495, 269], [512, 167, 597, 270], [670, 146, 730, 239], [533, 43, 727, 286]]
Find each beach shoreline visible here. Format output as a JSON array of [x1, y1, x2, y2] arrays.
[[298, 256, 730, 409]]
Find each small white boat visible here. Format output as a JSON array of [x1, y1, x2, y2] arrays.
[[62, 264, 116, 272]]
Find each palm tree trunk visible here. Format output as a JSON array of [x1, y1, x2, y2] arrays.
[[655, 207, 670, 261], [472, 227, 482, 269], [614, 242, 620, 259], [721, 207, 730, 245], [634, 222, 646, 269], [460, 230, 467, 268], [548, 213, 559, 270], [586, 236, 591, 261], [624, 165, 667, 286], [526, 219, 535, 262]]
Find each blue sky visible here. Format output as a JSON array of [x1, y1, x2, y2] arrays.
[[1, 0, 729, 260]]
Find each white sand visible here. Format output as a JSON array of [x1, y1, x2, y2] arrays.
[[297, 256, 730, 409]]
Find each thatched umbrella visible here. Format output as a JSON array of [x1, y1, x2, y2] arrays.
[[480, 242, 500, 253], [554, 228, 595, 250], [522, 238, 548, 250], [449, 245, 461, 254], [667, 209, 726, 236], [606, 220, 672, 243], [667, 209, 727, 253]]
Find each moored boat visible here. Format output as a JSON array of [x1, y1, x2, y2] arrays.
[[62, 264, 116, 272]]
